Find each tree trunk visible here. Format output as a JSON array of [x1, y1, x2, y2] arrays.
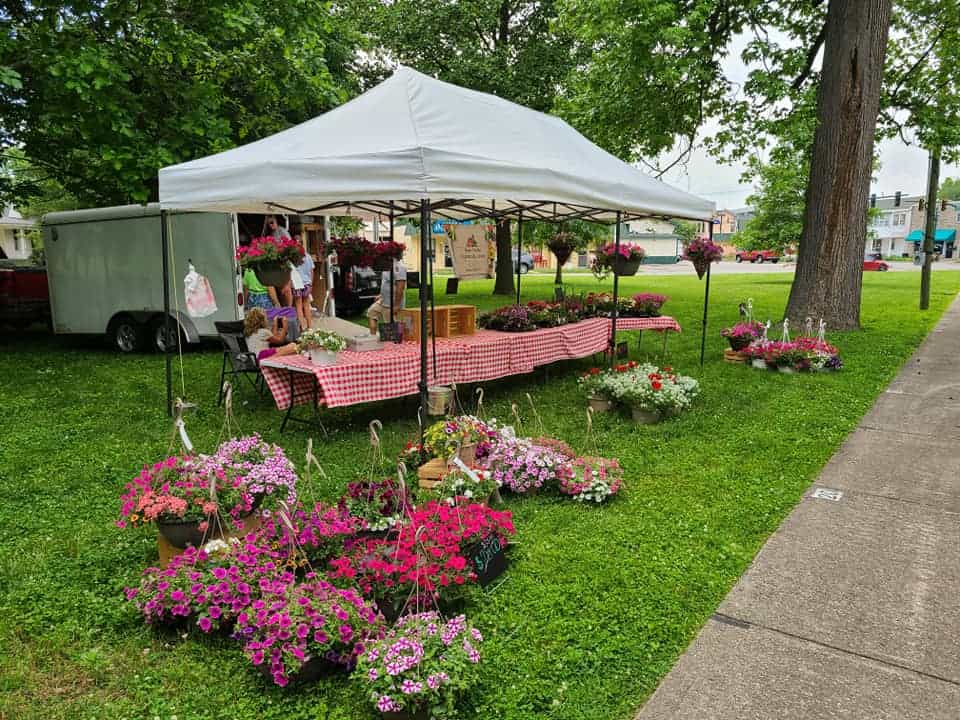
[[493, 218, 515, 296], [555, 262, 563, 285], [785, 0, 893, 330]]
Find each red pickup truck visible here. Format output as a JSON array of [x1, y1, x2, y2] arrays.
[[735, 249, 780, 263], [0, 262, 50, 329]]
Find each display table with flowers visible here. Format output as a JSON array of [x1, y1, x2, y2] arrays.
[[259, 316, 681, 418]]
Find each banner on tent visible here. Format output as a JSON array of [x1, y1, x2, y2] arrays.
[[446, 224, 490, 280]]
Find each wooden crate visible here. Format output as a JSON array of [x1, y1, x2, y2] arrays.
[[446, 305, 476, 336], [417, 457, 448, 490], [400, 307, 448, 341], [723, 349, 749, 364]]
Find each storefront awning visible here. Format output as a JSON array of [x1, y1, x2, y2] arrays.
[[906, 229, 957, 243]]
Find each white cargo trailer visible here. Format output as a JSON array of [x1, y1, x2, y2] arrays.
[[43, 204, 242, 352]]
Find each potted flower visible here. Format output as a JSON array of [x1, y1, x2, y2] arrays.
[[423, 416, 499, 466], [327, 236, 377, 269], [329, 502, 515, 620], [578, 367, 614, 412], [591, 243, 646, 279], [372, 240, 406, 271], [604, 364, 699, 423], [431, 465, 500, 507], [117, 455, 246, 548], [720, 321, 765, 351], [631, 293, 668, 317], [208, 434, 299, 517], [477, 304, 537, 332], [125, 538, 284, 631], [560, 456, 624, 503], [298, 329, 347, 366], [355, 612, 484, 720], [741, 341, 772, 369], [683, 237, 724, 279], [340, 477, 410, 535], [236, 235, 305, 287], [483, 437, 574, 494], [236, 572, 383, 686]]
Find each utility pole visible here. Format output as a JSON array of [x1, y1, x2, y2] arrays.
[[920, 147, 941, 310]]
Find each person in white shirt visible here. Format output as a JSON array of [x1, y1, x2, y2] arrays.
[[366, 260, 407, 334], [244, 308, 297, 362], [291, 228, 316, 331]]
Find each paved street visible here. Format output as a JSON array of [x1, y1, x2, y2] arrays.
[[636, 296, 960, 720]]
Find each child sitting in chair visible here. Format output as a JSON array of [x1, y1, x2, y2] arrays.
[[244, 308, 298, 362]]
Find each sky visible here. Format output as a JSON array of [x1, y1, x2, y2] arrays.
[[655, 32, 960, 211]]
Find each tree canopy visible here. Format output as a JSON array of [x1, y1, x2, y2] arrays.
[[0, 1, 363, 206]]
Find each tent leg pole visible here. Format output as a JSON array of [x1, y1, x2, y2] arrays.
[[700, 224, 713, 368], [610, 211, 621, 368], [161, 210, 173, 417], [389, 211, 396, 333], [419, 200, 430, 441], [516, 210, 523, 305]]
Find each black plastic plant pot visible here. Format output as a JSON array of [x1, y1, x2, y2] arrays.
[[254, 262, 291, 288], [157, 516, 222, 549], [613, 256, 642, 276]]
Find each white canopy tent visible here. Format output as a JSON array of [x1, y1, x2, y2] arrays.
[[157, 66, 715, 420]]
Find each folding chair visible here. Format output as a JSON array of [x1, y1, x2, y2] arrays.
[[214, 320, 265, 405]]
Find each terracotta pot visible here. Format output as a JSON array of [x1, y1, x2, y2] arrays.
[[631, 406, 660, 425], [254, 262, 291, 288], [587, 396, 614, 413]]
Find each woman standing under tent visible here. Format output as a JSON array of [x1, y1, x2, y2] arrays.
[[291, 224, 315, 331]]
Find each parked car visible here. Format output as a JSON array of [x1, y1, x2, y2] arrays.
[[863, 258, 890, 271], [512, 248, 534, 274], [0, 260, 50, 329], [735, 249, 781, 263]]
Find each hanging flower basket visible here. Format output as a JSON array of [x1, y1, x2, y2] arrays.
[[372, 255, 394, 272], [588, 395, 614, 413], [692, 257, 711, 280], [157, 516, 222, 549], [427, 386, 453, 415], [631, 406, 660, 425], [254, 262, 291, 288], [613, 256, 642, 276]]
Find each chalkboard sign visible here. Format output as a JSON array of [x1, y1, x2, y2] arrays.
[[466, 533, 508, 587]]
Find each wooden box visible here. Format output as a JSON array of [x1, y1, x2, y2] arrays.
[[723, 348, 749, 364], [417, 457, 448, 490], [446, 305, 476, 337], [400, 305, 477, 342]]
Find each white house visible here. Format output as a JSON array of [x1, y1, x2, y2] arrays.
[[868, 195, 914, 258], [0, 205, 35, 259]]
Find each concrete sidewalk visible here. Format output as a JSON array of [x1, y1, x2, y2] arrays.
[[637, 299, 960, 720]]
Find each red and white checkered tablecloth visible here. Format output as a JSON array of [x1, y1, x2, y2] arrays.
[[260, 315, 681, 411]]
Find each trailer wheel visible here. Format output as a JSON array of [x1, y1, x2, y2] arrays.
[[149, 315, 186, 353], [107, 314, 145, 353]]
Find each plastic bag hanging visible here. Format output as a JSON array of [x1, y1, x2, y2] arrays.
[[184, 262, 218, 318]]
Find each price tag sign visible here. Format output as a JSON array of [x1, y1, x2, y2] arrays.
[[466, 534, 508, 587]]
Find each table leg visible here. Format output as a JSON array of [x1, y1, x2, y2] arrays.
[[280, 369, 296, 433], [661, 331, 669, 362]]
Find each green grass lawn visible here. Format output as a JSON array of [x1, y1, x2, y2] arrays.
[[1, 271, 957, 720]]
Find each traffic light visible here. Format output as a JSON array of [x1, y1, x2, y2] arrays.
[[941, 199, 948, 211], [919, 199, 925, 211], [870, 194, 876, 207], [894, 191, 901, 207]]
